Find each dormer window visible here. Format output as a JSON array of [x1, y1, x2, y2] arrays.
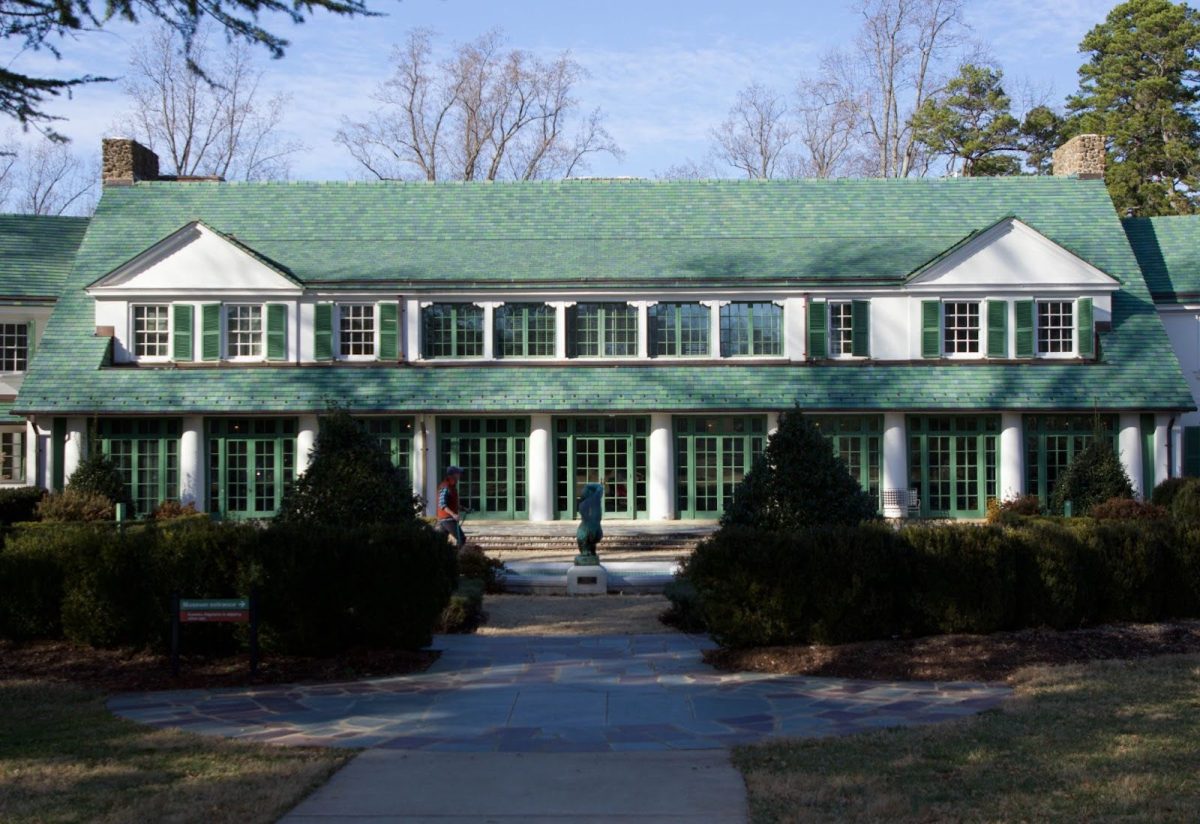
[[571, 303, 637, 358], [132, 304, 170, 359], [1037, 300, 1074, 355], [828, 302, 854, 357], [226, 305, 264, 360], [339, 304, 376, 359], [0, 323, 29, 372], [423, 303, 484, 359], [720, 302, 782, 357], [943, 301, 981, 356], [650, 302, 709, 357]]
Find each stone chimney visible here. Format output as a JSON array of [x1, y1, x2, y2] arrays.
[[102, 138, 160, 185], [1052, 134, 1106, 179]]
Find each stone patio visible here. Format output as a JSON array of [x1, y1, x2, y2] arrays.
[[108, 633, 1011, 753]]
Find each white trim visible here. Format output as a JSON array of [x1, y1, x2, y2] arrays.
[[940, 299, 983, 360], [128, 302, 173, 363], [334, 302, 379, 362], [223, 303, 267, 363]]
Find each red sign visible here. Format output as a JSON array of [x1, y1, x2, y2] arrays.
[[180, 609, 249, 623]]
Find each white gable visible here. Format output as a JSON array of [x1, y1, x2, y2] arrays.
[[906, 218, 1120, 293], [87, 222, 302, 296]]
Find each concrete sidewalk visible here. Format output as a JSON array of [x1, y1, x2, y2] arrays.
[[280, 750, 748, 822]]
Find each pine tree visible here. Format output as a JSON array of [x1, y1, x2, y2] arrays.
[[720, 411, 878, 530], [1020, 105, 1066, 175], [1066, 0, 1200, 215], [910, 64, 1022, 176]]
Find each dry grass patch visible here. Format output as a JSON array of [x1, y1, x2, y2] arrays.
[[0, 678, 349, 824], [479, 594, 675, 635], [734, 655, 1200, 823]]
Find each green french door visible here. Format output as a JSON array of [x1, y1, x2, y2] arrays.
[[555, 417, 648, 519], [809, 415, 883, 512], [438, 418, 527, 519], [359, 417, 415, 492], [207, 418, 297, 519], [908, 416, 999, 518], [1025, 414, 1118, 508], [675, 416, 766, 519]]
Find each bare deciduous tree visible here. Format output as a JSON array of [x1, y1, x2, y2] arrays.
[[114, 25, 303, 181], [711, 83, 797, 179], [793, 53, 866, 178], [336, 28, 622, 181], [16, 138, 95, 215]]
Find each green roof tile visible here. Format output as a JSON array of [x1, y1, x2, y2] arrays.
[[1123, 215, 1200, 303], [0, 214, 88, 300]]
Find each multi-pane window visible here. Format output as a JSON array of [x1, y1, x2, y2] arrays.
[[0, 430, 23, 482], [132, 305, 170, 358], [0, 323, 28, 372], [943, 301, 980, 355], [828, 302, 854, 356], [650, 303, 709, 357], [208, 418, 296, 518], [1037, 300, 1074, 354], [720, 302, 783, 357], [339, 304, 376, 358], [98, 419, 180, 516], [495, 303, 556, 358], [225, 305, 263, 359], [423, 303, 484, 358], [572, 303, 638, 357]]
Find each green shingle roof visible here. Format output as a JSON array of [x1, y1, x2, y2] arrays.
[[1123, 215, 1200, 303], [0, 214, 88, 300], [13, 176, 1196, 415]]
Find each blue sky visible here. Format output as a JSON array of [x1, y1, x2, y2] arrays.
[[6, 0, 1118, 179]]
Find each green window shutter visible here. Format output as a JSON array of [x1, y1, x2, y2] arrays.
[[379, 303, 399, 360], [200, 304, 221, 361], [25, 319, 35, 359], [1077, 297, 1094, 357], [314, 303, 333, 361], [172, 304, 194, 361], [1014, 299, 1035, 359], [851, 300, 870, 357], [565, 306, 577, 358], [807, 301, 827, 359], [921, 300, 940, 358], [1185, 427, 1200, 477], [266, 304, 288, 361], [986, 299, 1008, 358]]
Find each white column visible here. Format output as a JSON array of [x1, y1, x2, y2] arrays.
[[424, 416, 440, 517], [999, 412, 1024, 502], [480, 302, 497, 360], [63, 416, 86, 484], [179, 416, 205, 510], [1119, 413, 1143, 500], [703, 301, 726, 358], [634, 301, 655, 359], [24, 420, 39, 488], [413, 415, 427, 502], [551, 302, 573, 360], [405, 299, 422, 361], [882, 411, 907, 518], [766, 411, 781, 437], [648, 412, 675, 520], [1155, 414, 1170, 487], [295, 414, 319, 475], [1171, 419, 1184, 478], [785, 298, 806, 362], [528, 414, 553, 521]]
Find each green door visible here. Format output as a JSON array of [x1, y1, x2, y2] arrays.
[[438, 418, 528, 519], [675, 416, 766, 518], [809, 415, 883, 512], [555, 417, 648, 519], [207, 418, 297, 519], [908, 416, 998, 518]]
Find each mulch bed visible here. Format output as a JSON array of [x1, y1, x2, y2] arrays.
[[0, 640, 439, 692], [704, 621, 1200, 683]]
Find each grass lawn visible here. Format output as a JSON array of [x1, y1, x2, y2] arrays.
[[735, 654, 1200, 823], [0, 678, 350, 824]]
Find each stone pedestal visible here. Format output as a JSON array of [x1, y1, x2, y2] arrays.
[[567, 564, 607, 596]]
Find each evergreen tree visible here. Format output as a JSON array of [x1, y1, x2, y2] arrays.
[[67, 451, 131, 508], [1066, 0, 1200, 215], [1020, 105, 1066, 175], [721, 411, 879, 531], [910, 63, 1022, 176], [277, 409, 419, 527], [1050, 430, 1134, 515]]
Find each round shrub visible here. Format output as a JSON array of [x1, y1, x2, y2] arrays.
[[0, 486, 46, 526], [36, 489, 115, 522], [1089, 497, 1167, 520], [986, 494, 1042, 524], [456, 544, 505, 593], [1171, 480, 1200, 526], [1151, 477, 1196, 509], [150, 499, 199, 520]]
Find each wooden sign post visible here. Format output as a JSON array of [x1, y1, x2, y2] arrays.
[[170, 591, 259, 677]]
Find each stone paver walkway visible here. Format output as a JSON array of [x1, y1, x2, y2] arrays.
[[109, 634, 1010, 752]]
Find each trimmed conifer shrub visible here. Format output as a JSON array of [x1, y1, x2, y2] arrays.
[[1050, 433, 1133, 515], [720, 410, 879, 530], [1151, 477, 1196, 509], [277, 408, 420, 527], [0, 486, 45, 525], [66, 452, 132, 509]]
